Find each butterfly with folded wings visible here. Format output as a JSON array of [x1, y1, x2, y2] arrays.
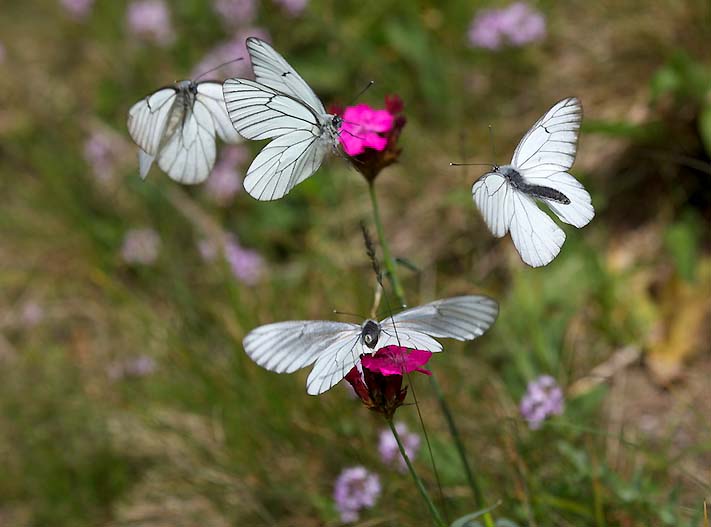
[[127, 80, 241, 184], [243, 296, 499, 395]]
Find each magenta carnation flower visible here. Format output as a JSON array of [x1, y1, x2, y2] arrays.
[[339, 104, 394, 156], [345, 345, 432, 418]]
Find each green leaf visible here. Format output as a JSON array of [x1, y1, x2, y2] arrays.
[[449, 501, 502, 527]]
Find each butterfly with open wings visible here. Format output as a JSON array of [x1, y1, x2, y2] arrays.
[[127, 80, 241, 184], [243, 296, 498, 395], [223, 37, 343, 201], [471, 97, 594, 267]]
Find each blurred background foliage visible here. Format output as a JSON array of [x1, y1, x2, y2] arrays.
[[0, 0, 709, 526]]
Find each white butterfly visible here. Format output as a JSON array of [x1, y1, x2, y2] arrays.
[[222, 38, 342, 201], [243, 296, 498, 395], [472, 97, 594, 267], [127, 80, 241, 184]]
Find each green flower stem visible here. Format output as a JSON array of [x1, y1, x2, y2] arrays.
[[367, 182, 406, 307], [387, 418, 446, 527], [429, 375, 495, 527], [368, 179, 494, 527]]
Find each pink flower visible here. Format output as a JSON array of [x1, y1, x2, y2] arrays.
[[361, 345, 432, 376], [345, 345, 432, 418], [191, 28, 271, 79], [121, 228, 161, 265], [204, 146, 247, 206], [60, 0, 94, 20], [339, 104, 394, 156], [468, 2, 546, 50], [333, 466, 381, 523], [378, 422, 420, 472], [83, 129, 123, 184], [274, 0, 308, 16], [126, 0, 175, 46], [213, 0, 257, 26]]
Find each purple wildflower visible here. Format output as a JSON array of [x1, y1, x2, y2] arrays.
[[333, 466, 381, 523], [205, 146, 247, 206], [378, 422, 420, 472], [213, 0, 257, 26], [60, 0, 93, 19], [274, 0, 308, 16], [107, 355, 157, 380], [197, 238, 220, 263], [83, 129, 122, 184], [121, 228, 161, 265], [468, 2, 546, 50], [520, 375, 564, 429], [192, 28, 270, 79], [20, 301, 45, 327], [224, 237, 264, 285], [126, 0, 175, 46]]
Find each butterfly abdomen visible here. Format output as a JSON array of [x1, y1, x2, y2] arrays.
[[500, 165, 570, 204], [521, 184, 571, 204]]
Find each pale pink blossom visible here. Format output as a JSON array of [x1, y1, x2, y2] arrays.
[[213, 0, 257, 26], [121, 228, 161, 265], [204, 146, 247, 206], [126, 0, 175, 46], [60, 0, 93, 20], [275, 0, 308, 16]]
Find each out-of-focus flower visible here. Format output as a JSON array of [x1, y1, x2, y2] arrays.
[[378, 421, 420, 472], [213, 0, 257, 26], [197, 238, 220, 263], [333, 466, 381, 523], [520, 375, 564, 429], [60, 0, 93, 20], [20, 301, 45, 327], [204, 145, 247, 206], [224, 237, 264, 285], [345, 345, 432, 419], [192, 28, 270, 79], [107, 355, 157, 380], [84, 129, 122, 184], [121, 228, 161, 265], [338, 95, 406, 182], [126, 0, 175, 46], [274, 0, 308, 16], [468, 2, 546, 50]]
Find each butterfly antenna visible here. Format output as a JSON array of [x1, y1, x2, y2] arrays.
[[193, 57, 244, 81], [347, 80, 375, 106], [332, 309, 366, 319], [488, 124, 497, 166]]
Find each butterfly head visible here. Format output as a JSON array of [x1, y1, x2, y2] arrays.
[[331, 115, 343, 130], [361, 319, 381, 349]]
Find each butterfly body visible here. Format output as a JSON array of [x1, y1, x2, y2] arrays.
[[498, 164, 571, 204], [361, 319, 381, 349]]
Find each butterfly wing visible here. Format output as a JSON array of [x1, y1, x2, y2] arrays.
[[508, 190, 566, 267], [472, 172, 514, 238], [246, 37, 326, 114], [512, 97, 594, 229], [196, 81, 242, 144], [378, 296, 499, 351], [155, 95, 217, 184], [243, 320, 361, 374], [223, 78, 328, 200], [127, 88, 177, 177]]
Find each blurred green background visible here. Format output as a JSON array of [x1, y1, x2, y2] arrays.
[[0, 0, 710, 526]]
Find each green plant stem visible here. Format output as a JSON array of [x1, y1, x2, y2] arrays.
[[430, 375, 496, 527], [387, 418, 446, 527], [368, 179, 493, 527], [367, 182, 406, 306]]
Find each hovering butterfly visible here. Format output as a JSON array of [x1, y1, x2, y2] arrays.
[[127, 79, 241, 184], [471, 97, 594, 267], [223, 38, 343, 201], [243, 296, 498, 395]]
